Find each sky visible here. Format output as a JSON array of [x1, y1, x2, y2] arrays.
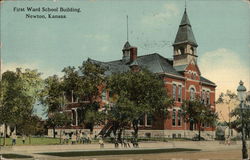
[[1, 0, 250, 118]]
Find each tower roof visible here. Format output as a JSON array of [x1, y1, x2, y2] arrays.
[[173, 9, 198, 47], [123, 41, 131, 50]]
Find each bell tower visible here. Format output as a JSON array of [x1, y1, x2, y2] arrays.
[[173, 9, 198, 67]]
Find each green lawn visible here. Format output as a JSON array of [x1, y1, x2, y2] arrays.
[[0, 137, 60, 146], [40, 148, 201, 157], [1, 154, 33, 159]]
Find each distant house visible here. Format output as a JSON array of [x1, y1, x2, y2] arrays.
[[51, 9, 216, 139]]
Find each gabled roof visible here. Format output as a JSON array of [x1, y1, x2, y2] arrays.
[[129, 59, 139, 67], [200, 76, 216, 86], [173, 9, 198, 47], [85, 53, 216, 87], [87, 53, 182, 77], [174, 64, 188, 72]]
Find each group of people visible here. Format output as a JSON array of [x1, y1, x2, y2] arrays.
[[10, 134, 26, 145], [114, 137, 139, 148], [61, 131, 93, 145]]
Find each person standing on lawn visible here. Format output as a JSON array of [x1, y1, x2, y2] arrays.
[[22, 135, 26, 144], [11, 134, 17, 145], [71, 133, 77, 144], [99, 137, 104, 148]]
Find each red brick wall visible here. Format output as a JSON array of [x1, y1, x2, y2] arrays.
[[158, 63, 216, 131]]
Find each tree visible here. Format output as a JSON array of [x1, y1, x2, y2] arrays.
[[40, 75, 64, 114], [216, 90, 238, 136], [104, 94, 135, 140], [230, 104, 250, 139], [46, 112, 71, 140], [62, 61, 106, 133], [40, 75, 67, 138], [17, 114, 45, 144], [181, 99, 218, 140], [76, 61, 106, 102], [0, 68, 42, 145], [107, 69, 173, 140], [61, 66, 80, 103]]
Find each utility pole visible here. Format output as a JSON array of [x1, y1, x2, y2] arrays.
[[228, 106, 231, 137], [126, 15, 129, 42]]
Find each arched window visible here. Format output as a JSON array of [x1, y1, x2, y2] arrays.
[[190, 88, 195, 100], [177, 49, 181, 55]]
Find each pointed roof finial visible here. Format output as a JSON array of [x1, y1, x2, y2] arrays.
[[185, 0, 187, 11]]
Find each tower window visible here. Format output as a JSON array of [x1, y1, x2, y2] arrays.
[[190, 47, 194, 55], [179, 48, 185, 55]]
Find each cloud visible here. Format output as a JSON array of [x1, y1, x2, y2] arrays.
[[2, 62, 62, 79], [141, 3, 179, 26], [199, 48, 250, 98]]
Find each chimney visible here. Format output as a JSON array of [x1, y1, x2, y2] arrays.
[[130, 47, 137, 62]]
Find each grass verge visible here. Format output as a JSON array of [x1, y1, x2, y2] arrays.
[[0, 137, 60, 146], [1, 154, 33, 159], [39, 148, 201, 157]]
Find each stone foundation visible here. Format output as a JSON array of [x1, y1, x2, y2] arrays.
[[48, 128, 215, 140]]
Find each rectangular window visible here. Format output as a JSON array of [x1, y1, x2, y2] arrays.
[[172, 109, 176, 126], [206, 91, 210, 105], [178, 85, 182, 102], [202, 90, 205, 104], [102, 90, 107, 100], [177, 110, 182, 126], [173, 84, 177, 100], [146, 114, 153, 126], [139, 114, 145, 126]]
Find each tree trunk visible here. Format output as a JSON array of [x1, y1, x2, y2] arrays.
[[29, 135, 31, 144], [53, 127, 56, 138], [132, 120, 139, 140], [3, 123, 7, 146], [198, 123, 201, 141], [59, 129, 62, 144], [90, 124, 94, 134], [112, 123, 118, 137], [117, 128, 123, 142]]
